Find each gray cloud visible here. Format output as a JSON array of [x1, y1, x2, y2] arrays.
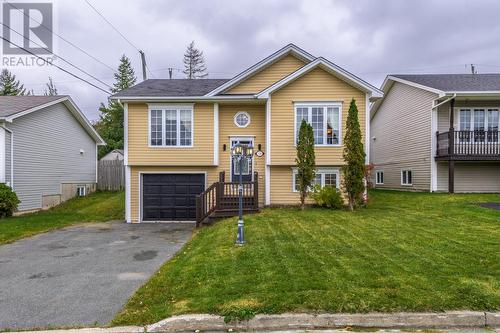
[[7, 0, 500, 120]]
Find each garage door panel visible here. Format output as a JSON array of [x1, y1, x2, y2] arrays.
[[142, 173, 205, 221]]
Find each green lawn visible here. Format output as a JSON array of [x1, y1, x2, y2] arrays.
[[0, 191, 124, 244], [113, 190, 500, 325]]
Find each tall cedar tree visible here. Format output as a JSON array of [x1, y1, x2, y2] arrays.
[[44, 77, 58, 96], [0, 69, 26, 96], [96, 55, 137, 159], [343, 98, 366, 211], [296, 120, 316, 210], [183, 41, 208, 79]]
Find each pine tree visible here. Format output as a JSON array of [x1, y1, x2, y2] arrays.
[[112, 55, 137, 93], [296, 120, 316, 210], [44, 77, 58, 96], [0, 69, 26, 96], [96, 55, 137, 159], [342, 98, 366, 211], [182, 41, 208, 79]]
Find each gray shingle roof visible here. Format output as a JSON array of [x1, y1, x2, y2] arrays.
[[112, 79, 230, 97], [392, 74, 500, 92], [0, 95, 65, 117]]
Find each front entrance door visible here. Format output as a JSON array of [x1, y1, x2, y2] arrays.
[[230, 138, 253, 182]]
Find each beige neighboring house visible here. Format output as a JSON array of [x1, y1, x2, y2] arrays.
[[100, 149, 124, 161], [371, 74, 500, 193], [111, 44, 383, 223]]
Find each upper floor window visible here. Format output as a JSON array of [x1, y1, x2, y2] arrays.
[[459, 108, 500, 143], [149, 105, 193, 147], [234, 111, 251, 128], [295, 103, 341, 146]]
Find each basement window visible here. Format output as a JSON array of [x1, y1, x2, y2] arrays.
[[401, 170, 412, 186], [77, 186, 86, 197], [375, 171, 384, 185]]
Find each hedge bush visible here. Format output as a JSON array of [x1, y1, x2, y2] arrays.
[[0, 184, 20, 218], [310, 185, 344, 209]]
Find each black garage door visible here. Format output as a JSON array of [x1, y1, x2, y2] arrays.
[[142, 174, 205, 221]]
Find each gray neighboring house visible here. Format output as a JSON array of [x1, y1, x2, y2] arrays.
[[370, 74, 500, 193], [0, 96, 105, 212], [100, 149, 124, 161]]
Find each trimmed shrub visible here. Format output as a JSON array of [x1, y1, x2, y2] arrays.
[[310, 185, 344, 209], [0, 184, 20, 218]]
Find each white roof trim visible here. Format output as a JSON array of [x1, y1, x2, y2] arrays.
[[1, 96, 105, 145], [370, 76, 444, 118], [204, 44, 315, 97], [257, 57, 383, 99]]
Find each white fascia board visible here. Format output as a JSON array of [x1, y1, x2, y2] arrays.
[[386, 76, 445, 96], [257, 57, 383, 99], [110, 95, 257, 102], [204, 44, 315, 97], [448, 91, 500, 96], [3, 96, 105, 145]]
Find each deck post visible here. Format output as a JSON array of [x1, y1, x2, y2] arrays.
[[448, 160, 455, 193]]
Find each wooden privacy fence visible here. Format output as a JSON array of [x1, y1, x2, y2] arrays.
[[97, 159, 124, 191]]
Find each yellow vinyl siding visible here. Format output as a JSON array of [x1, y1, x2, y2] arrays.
[[128, 102, 214, 166], [270, 67, 366, 165], [129, 166, 218, 223], [218, 104, 266, 206], [226, 55, 306, 94]]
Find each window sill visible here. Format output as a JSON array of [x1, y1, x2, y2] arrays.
[[148, 145, 194, 149], [401, 184, 413, 186]]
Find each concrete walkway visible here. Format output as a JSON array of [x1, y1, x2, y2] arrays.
[[0, 221, 194, 330]]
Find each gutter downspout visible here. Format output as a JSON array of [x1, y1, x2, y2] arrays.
[[430, 93, 456, 192]]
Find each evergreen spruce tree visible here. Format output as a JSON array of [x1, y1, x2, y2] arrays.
[[96, 55, 137, 159], [112, 55, 137, 93], [182, 41, 208, 79], [44, 77, 58, 96], [296, 120, 316, 210], [0, 69, 26, 96], [343, 98, 366, 211]]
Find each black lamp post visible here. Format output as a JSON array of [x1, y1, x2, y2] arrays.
[[231, 143, 253, 246]]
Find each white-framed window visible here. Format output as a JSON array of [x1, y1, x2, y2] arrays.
[[77, 185, 86, 197], [292, 168, 340, 192], [295, 103, 342, 146], [458, 108, 500, 143], [375, 170, 384, 185], [234, 111, 251, 128], [149, 105, 193, 147], [401, 170, 412, 186]]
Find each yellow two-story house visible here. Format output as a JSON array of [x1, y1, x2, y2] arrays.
[[111, 44, 383, 223]]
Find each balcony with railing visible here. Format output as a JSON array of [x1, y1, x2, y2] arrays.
[[436, 130, 500, 160]]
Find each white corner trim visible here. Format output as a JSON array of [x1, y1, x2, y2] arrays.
[[265, 165, 271, 206], [0, 127, 5, 183], [265, 98, 271, 165], [213, 103, 219, 165], [95, 142, 98, 183], [125, 165, 131, 223], [430, 102, 438, 192], [365, 93, 370, 165], [205, 44, 315, 96], [257, 57, 383, 99], [123, 102, 129, 166]]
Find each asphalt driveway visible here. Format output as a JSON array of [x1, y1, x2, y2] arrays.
[[0, 221, 194, 330]]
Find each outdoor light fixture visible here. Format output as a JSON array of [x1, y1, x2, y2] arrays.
[[231, 143, 254, 245]]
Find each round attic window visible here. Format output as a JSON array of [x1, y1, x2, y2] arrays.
[[234, 111, 251, 128]]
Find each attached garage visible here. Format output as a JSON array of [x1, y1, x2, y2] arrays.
[[141, 173, 205, 221]]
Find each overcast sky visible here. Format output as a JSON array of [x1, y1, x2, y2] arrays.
[[5, 0, 500, 120]]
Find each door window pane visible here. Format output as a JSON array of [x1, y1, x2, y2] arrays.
[[474, 109, 485, 142], [488, 109, 499, 142]]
